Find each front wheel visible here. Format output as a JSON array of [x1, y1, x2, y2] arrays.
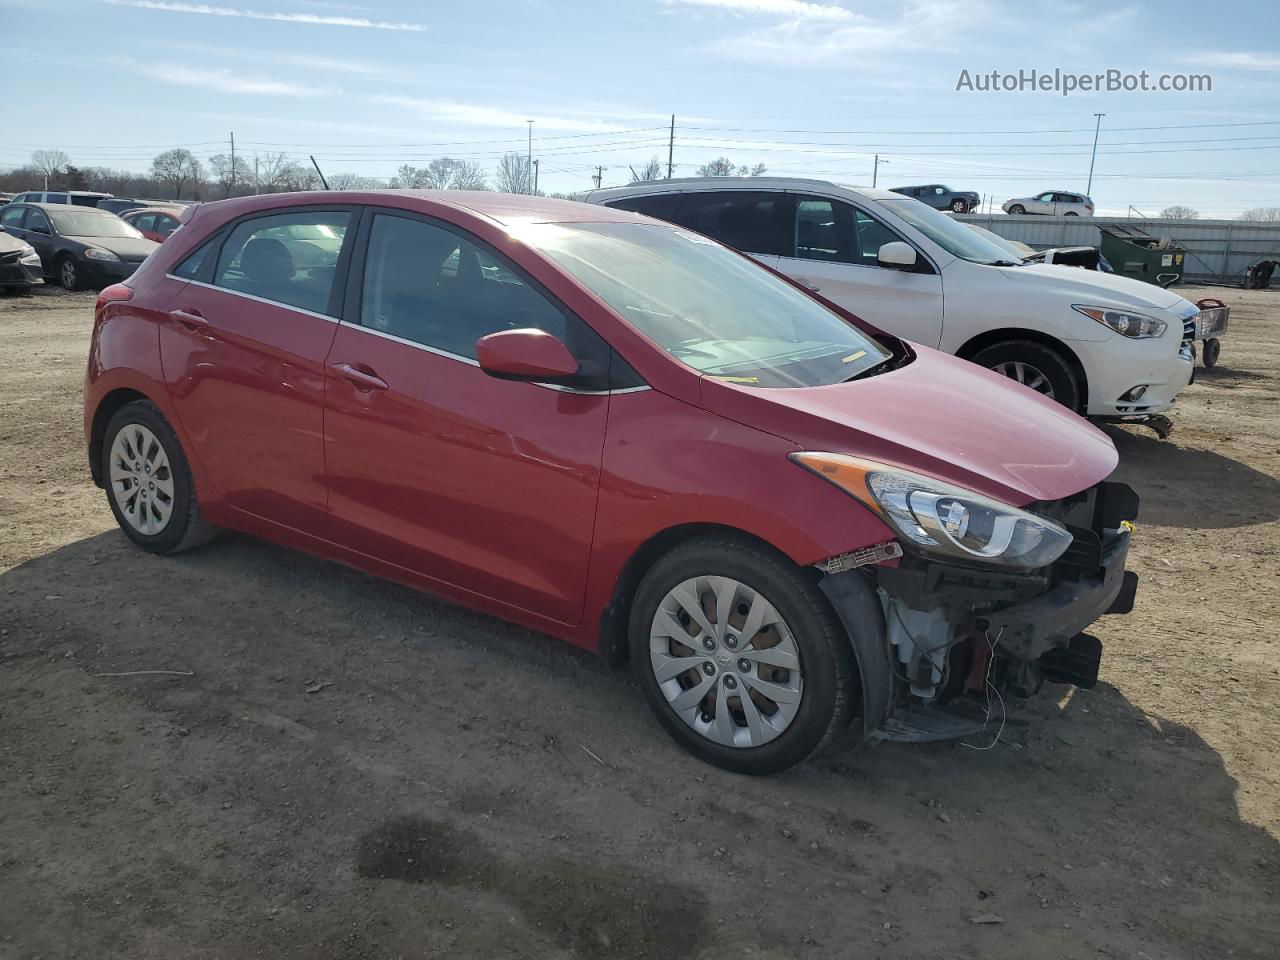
[[972, 340, 1082, 411], [102, 400, 217, 554], [628, 535, 857, 775], [1007, 204, 1025, 215], [58, 255, 85, 291]]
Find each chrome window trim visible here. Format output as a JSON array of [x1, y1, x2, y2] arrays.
[[165, 275, 340, 323], [163, 278, 652, 396]]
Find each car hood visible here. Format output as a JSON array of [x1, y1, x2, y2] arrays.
[[700, 345, 1118, 506], [70, 236, 159, 261], [999, 263, 1190, 312]]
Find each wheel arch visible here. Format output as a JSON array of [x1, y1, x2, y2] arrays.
[[88, 387, 151, 487], [955, 327, 1089, 411], [596, 522, 809, 667]]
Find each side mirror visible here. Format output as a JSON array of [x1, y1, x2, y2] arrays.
[[476, 328, 580, 383], [877, 241, 917, 270]]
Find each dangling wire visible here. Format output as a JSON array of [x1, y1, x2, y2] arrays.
[[962, 627, 1007, 751]]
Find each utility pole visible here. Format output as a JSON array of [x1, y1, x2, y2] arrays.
[[532, 159, 539, 195], [593, 166, 604, 188], [667, 114, 675, 179], [872, 154, 888, 188], [1086, 112, 1105, 197], [253, 156, 259, 195], [526, 120, 534, 194], [229, 131, 236, 197]]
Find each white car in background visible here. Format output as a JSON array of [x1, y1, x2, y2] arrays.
[[1003, 190, 1095, 217], [578, 177, 1195, 431]]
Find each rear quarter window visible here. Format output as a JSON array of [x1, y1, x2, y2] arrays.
[[604, 193, 682, 222]]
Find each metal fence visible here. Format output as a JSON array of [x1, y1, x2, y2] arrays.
[[955, 213, 1280, 284]]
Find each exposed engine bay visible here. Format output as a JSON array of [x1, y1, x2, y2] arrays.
[[820, 481, 1140, 743]]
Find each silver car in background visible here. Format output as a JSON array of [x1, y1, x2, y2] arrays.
[[1003, 191, 1095, 217]]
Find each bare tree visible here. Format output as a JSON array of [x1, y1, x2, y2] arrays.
[[208, 153, 252, 198], [329, 172, 385, 189], [630, 156, 665, 182], [252, 151, 292, 193], [278, 161, 319, 192], [31, 149, 69, 181], [448, 160, 488, 190], [1240, 206, 1280, 222], [151, 148, 204, 200], [1160, 205, 1200, 219], [695, 156, 766, 177], [496, 153, 533, 194]]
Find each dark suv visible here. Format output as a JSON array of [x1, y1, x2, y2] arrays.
[[890, 184, 980, 213]]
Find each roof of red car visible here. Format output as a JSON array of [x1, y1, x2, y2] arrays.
[[191, 190, 647, 227]]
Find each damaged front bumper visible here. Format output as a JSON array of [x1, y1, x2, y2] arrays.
[[820, 482, 1140, 744]]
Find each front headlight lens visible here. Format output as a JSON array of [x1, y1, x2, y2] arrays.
[[792, 452, 1074, 570], [19, 243, 39, 262], [1073, 304, 1167, 338], [84, 248, 120, 262]]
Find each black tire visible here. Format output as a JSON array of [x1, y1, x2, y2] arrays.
[[628, 534, 857, 775], [950, 199, 967, 213], [57, 255, 85, 291], [972, 339, 1082, 411], [101, 400, 217, 554], [1202, 338, 1221, 368], [1007, 204, 1025, 215]]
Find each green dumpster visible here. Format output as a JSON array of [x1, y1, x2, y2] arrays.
[[1099, 225, 1185, 287]]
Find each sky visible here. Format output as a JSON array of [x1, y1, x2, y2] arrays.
[[1, 0, 1278, 217]]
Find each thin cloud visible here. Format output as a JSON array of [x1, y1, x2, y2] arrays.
[[1186, 51, 1280, 72], [118, 57, 329, 96], [104, 0, 426, 31], [666, 0, 853, 19], [377, 97, 641, 133]]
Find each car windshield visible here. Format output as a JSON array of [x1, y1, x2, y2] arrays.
[[514, 221, 892, 388], [49, 210, 144, 239], [881, 199, 1023, 266]]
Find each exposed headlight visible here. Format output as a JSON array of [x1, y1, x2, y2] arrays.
[[791, 453, 1074, 570], [1073, 304, 1167, 339], [84, 248, 121, 262], [19, 243, 39, 262]]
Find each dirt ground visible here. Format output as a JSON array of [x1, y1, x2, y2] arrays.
[[1, 282, 1277, 960]]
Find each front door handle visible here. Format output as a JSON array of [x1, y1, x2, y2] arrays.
[[330, 362, 388, 392], [168, 308, 208, 330]]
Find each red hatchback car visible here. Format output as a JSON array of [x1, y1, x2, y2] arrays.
[[120, 206, 183, 243], [85, 191, 1139, 773]]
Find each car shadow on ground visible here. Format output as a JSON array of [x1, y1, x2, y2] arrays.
[[1102, 425, 1280, 528], [2, 529, 1277, 959]]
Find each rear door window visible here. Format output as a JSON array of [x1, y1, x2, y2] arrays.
[[45, 193, 68, 204], [213, 211, 350, 315], [672, 191, 786, 256]]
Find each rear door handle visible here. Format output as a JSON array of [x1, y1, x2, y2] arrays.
[[168, 308, 208, 330], [797, 279, 821, 293], [330, 362, 388, 392]]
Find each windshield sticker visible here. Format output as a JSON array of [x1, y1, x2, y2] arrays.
[[841, 350, 867, 364]]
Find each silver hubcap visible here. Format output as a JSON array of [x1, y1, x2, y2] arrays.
[[61, 261, 76, 287], [992, 360, 1055, 399], [108, 424, 175, 535], [649, 576, 803, 748]]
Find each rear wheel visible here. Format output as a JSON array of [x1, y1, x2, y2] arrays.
[[628, 535, 856, 775], [102, 400, 216, 554], [951, 199, 968, 213], [1064, 211, 1080, 217], [972, 340, 1082, 411], [1007, 204, 1026, 215]]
